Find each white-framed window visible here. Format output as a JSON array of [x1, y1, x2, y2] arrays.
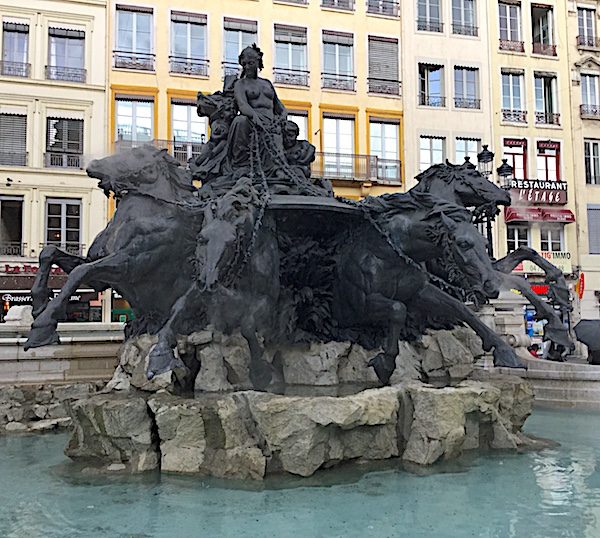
[[0, 113, 27, 166], [534, 73, 558, 124], [45, 118, 84, 168], [503, 139, 527, 179], [115, 97, 153, 144], [498, 3, 521, 42], [578, 8, 596, 43], [582, 74, 599, 106], [45, 198, 82, 254], [502, 72, 523, 110], [455, 137, 480, 164], [588, 205, 600, 254], [115, 5, 153, 70], [370, 119, 400, 181], [0, 195, 23, 256], [419, 64, 444, 106], [417, 0, 442, 32], [540, 225, 563, 252], [452, 0, 477, 36], [172, 102, 207, 143], [288, 111, 308, 141], [274, 25, 308, 86], [223, 18, 257, 75], [419, 135, 444, 171], [48, 28, 85, 79], [2, 21, 29, 76], [536, 142, 560, 182], [454, 67, 479, 108], [170, 12, 207, 76], [506, 224, 530, 252], [323, 114, 355, 178], [532, 5, 554, 47], [322, 31, 354, 91], [585, 139, 600, 185]]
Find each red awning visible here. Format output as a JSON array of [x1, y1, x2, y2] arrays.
[[504, 207, 543, 222], [541, 208, 575, 223]]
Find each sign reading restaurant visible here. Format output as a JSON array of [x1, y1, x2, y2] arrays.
[[509, 179, 568, 205]]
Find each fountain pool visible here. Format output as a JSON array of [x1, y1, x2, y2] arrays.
[[1, 407, 599, 538]]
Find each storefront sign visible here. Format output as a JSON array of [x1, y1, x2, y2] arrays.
[[513, 251, 572, 274], [509, 180, 568, 205], [2, 291, 82, 303], [576, 273, 585, 299], [530, 283, 550, 296], [2, 264, 64, 275]]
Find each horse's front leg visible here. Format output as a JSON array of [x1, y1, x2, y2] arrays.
[[240, 300, 273, 391], [31, 245, 86, 318]]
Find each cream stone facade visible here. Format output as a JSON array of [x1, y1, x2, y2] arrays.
[[0, 0, 108, 322]]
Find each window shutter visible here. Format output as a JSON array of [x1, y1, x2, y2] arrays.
[[0, 114, 27, 158], [322, 30, 353, 46], [2, 22, 28, 33], [48, 28, 85, 39], [116, 4, 153, 14], [171, 11, 206, 24], [588, 207, 600, 254], [368, 36, 398, 81], [224, 18, 257, 33], [274, 24, 307, 44], [46, 118, 83, 154]]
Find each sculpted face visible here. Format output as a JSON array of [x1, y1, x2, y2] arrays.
[[283, 122, 300, 149], [240, 50, 261, 78]]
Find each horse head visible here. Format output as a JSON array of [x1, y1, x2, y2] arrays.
[[87, 145, 196, 202], [414, 161, 511, 211]]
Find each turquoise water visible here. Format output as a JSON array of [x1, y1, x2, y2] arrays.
[[1, 407, 600, 537]]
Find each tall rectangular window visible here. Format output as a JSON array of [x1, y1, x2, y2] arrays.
[[45, 118, 84, 168], [419, 135, 444, 171], [501, 72, 526, 122], [322, 31, 354, 91], [506, 225, 529, 252], [288, 112, 308, 141], [115, 5, 154, 70], [170, 12, 207, 76], [367, 36, 399, 95], [171, 100, 207, 164], [578, 8, 596, 46], [588, 206, 600, 254], [0, 196, 23, 256], [419, 64, 444, 106], [370, 120, 400, 182], [115, 97, 153, 145], [224, 18, 257, 76], [536, 141, 560, 182], [45, 198, 82, 255], [534, 73, 558, 125], [452, 0, 477, 36], [498, 3, 523, 51], [274, 25, 308, 86], [454, 67, 479, 108], [322, 115, 355, 179], [417, 0, 442, 32], [503, 139, 527, 179], [2, 22, 29, 77], [0, 113, 27, 166], [47, 28, 85, 82], [585, 140, 600, 185], [581, 74, 600, 117], [540, 226, 563, 252], [455, 137, 480, 164], [532, 5, 555, 56]]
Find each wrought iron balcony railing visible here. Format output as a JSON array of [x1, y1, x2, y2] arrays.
[[499, 39, 524, 52], [113, 51, 155, 71], [367, 0, 399, 16], [368, 78, 400, 95], [452, 23, 478, 36], [419, 94, 446, 107], [169, 57, 209, 77], [577, 35, 600, 48], [321, 73, 356, 91], [273, 68, 309, 87], [322, 0, 354, 10], [45, 153, 83, 168], [417, 19, 443, 33], [45, 65, 86, 83], [581, 104, 600, 117], [0, 152, 27, 166], [532, 42, 557, 56], [535, 112, 560, 125], [0, 242, 26, 256], [222, 61, 240, 78], [454, 97, 481, 109], [586, 174, 600, 185], [114, 139, 204, 166], [311, 152, 402, 185], [41, 243, 85, 256], [0, 61, 30, 78], [502, 109, 527, 123]]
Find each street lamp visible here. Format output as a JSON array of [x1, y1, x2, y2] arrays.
[[477, 145, 494, 178], [496, 158, 514, 190], [475, 145, 497, 258]]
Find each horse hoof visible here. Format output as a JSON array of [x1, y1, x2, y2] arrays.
[[24, 329, 60, 351], [493, 346, 527, 369], [249, 362, 272, 391], [368, 354, 395, 385]]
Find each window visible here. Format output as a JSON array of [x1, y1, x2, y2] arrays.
[[419, 135, 444, 171], [419, 64, 444, 106], [531, 5, 555, 56], [274, 25, 308, 86], [503, 139, 527, 179], [115, 97, 153, 145], [370, 120, 400, 182], [588, 206, 600, 254], [501, 72, 526, 122], [322, 31, 355, 91], [0, 196, 23, 255], [367, 0, 399, 17], [536, 141, 560, 182], [47, 28, 85, 82], [322, 0, 354, 10], [170, 12, 207, 76], [452, 0, 477, 36], [288, 112, 308, 141], [578, 8, 597, 47], [368, 37, 399, 95], [581, 74, 600, 116], [454, 67, 479, 108], [534, 73, 558, 125], [45, 198, 82, 255], [498, 3, 523, 52], [0, 113, 27, 166], [115, 5, 154, 70], [540, 226, 563, 252], [455, 137, 480, 164], [171, 101, 207, 164], [506, 225, 529, 252], [2, 22, 29, 77], [585, 140, 600, 185], [322, 115, 355, 179], [45, 118, 83, 168], [224, 18, 257, 76], [417, 0, 442, 32]]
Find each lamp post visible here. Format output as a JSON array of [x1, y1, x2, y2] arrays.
[[477, 145, 496, 257], [477, 145, 494, 178], [496, 158, 514, 190]]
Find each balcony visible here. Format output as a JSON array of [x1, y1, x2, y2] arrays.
[[222, 62, 240, 78], [41, 243, 85, 256], [368, 78, 400, 96], [454, 97, 481, 109], [0, 61, 30, 78], [577, 35, 600, 49], [321, 73, 356, 91], [312, 153, 401, 185], [45, 153, 83, 169], [0, 152, 27, 166], [419, 94, 446, 107], [0, 242, 26, 256], [45, 66, 86, 83], [322, 0, 354, 10], [113, 51, 155, 71], [114, 139, 204, 166], [273, 68, 309, 87], [169, 57, 209, 77], [417, 19, 443, 33], [451, 23, 478, 37], [499, 39, 524, 52], [535, 112, 560, 126], [581, 104, 600, 118], [367, 0, 399, 17], [501, 109, 527, 123], [532, 42, 557, 56]]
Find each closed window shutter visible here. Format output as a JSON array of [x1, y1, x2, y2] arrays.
[[224, 18, 257, 33], [368, 37, 398, 81], [171, 11, 206, 24], [0, 113, 27, 156], [322, 30, 353, 46], [47, 118, 83, 154], [274, 24, 307, 44], [588, 207, 600, 254]]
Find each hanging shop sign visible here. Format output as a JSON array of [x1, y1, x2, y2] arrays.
[[576, 273, 585, 300], [513, 251, 572, 274], [509, 180, 568, 205]]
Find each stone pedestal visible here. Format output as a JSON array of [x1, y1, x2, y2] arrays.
[[491, 291, 531, 350]]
